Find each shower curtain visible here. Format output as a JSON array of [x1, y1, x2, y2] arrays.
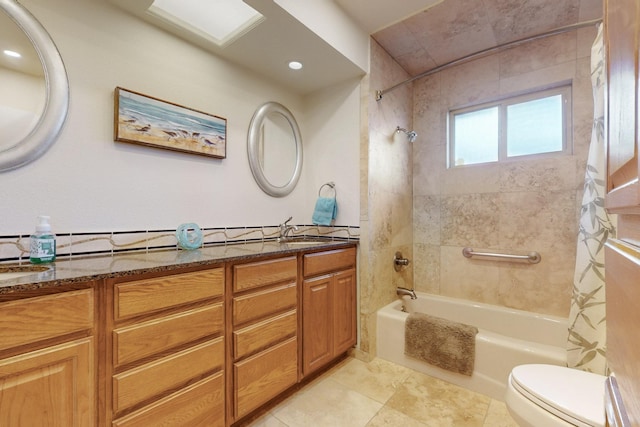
[[567, 24, 616, 375]]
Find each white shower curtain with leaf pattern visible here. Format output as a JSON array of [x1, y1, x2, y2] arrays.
[[567, 24, 616, 375]]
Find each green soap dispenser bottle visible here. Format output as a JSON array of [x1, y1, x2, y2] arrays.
[[30, 215, 56, 264]]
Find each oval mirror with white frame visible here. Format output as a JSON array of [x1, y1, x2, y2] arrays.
[[247, 101, 303, 197], [0, 0, 69, 172]]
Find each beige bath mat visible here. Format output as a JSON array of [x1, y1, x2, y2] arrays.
[[405, 312, 478, 376]]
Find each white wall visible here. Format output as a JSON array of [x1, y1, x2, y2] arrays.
[[0, 0, 360, 234], [303, 78, 362, 225], [275, 0, 369, 73]]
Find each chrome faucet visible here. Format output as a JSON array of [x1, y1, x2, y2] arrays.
[[397, 287, 417, 299], [278, 216, 298, 242]]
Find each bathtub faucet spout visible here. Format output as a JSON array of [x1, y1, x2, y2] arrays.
[[397, 287, 417, 300]]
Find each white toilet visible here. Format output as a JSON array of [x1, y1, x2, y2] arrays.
[[505, 364, 606, 427]]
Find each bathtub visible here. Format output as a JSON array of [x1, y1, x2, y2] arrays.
[[376, 292, 567, 400]]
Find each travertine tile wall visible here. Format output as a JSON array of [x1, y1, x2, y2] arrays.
[[358, 39, 414, 356], [412, 27, 597, 317]]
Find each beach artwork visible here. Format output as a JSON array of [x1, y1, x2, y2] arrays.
[[114, 87, 226, 158]]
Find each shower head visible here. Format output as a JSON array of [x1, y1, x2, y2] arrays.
[[396, 126, 417, 142]]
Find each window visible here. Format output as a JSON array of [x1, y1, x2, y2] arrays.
[[448, 86, 572, 167]]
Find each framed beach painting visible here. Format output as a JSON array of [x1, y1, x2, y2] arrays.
[[114, 87, 227, 159]]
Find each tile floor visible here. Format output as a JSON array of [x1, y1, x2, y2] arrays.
[[245, 357, 519, 427]]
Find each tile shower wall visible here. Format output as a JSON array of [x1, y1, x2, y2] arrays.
[[358, 39, 413, 356], [412, 28, 596, 317]]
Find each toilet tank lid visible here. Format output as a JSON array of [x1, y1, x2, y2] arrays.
[[511, 364, 606, 427]]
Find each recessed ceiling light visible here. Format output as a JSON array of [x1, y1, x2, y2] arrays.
[[3, 50, 21, 58], [288, 61, 303, 70], [148, 0, 264, 47]]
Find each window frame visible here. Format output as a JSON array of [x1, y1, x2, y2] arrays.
[[447, 85, 573, 168]]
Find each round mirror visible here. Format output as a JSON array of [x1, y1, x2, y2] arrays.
[[247, 102, 302, 197], [0, 0, 69, 172]]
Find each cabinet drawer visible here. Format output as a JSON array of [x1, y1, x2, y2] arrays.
[[233, 283, 296, 326], [0, 289, 93, 351], [115, 268, 223, 321], [233, 310, 297, 360], [303, 247, 356, 277], [114, 303, 223, 367], [233, 256, 297, 292], [234, 337, 298, 419], [113, 337, 224, 414], [112, 372, 225, 427]]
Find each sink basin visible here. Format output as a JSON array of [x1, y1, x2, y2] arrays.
[[0, 265, 51, 281]]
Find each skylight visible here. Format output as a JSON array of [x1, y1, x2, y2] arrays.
[[148, 0, 264, 47]]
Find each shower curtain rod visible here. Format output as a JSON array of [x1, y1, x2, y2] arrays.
[[375, 18, 603, 101]]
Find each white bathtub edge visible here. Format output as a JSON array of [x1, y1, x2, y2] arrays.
[[375, 293, 567, 401]]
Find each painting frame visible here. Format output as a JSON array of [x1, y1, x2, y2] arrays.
[[114, 87, 227, 159]]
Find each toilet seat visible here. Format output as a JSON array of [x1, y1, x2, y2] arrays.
[[510, 364, 605, 427]]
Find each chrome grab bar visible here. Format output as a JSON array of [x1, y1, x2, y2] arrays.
[[462, 247, 541, 264]]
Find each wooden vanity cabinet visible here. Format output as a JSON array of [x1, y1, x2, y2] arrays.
[[302, 247, 357, 377], [0, 287, 96, 426], [106, 267, 225, 427], [0, 243, 357, 426], [604, 0, 640, 424], [228, 256, 299, 423]]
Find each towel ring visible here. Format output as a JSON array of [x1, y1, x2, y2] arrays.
[[319, 182, 336, 197]]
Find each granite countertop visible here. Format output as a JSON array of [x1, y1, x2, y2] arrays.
[[0, 239, 357, 295]]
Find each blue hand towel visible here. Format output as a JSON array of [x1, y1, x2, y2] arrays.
[[312, 197, 337, 226]]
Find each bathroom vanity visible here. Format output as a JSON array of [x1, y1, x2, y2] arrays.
[[0, 240, 358, 426]]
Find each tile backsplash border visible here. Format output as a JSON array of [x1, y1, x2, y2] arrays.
[[0, 224, 360, 263]]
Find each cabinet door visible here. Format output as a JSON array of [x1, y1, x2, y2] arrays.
[[302, 275, 333, 375], [605, 0, 640, 209], [332, 269, 357, 356], [605, 239, 640, 425], [0, 338, 94, 427]]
